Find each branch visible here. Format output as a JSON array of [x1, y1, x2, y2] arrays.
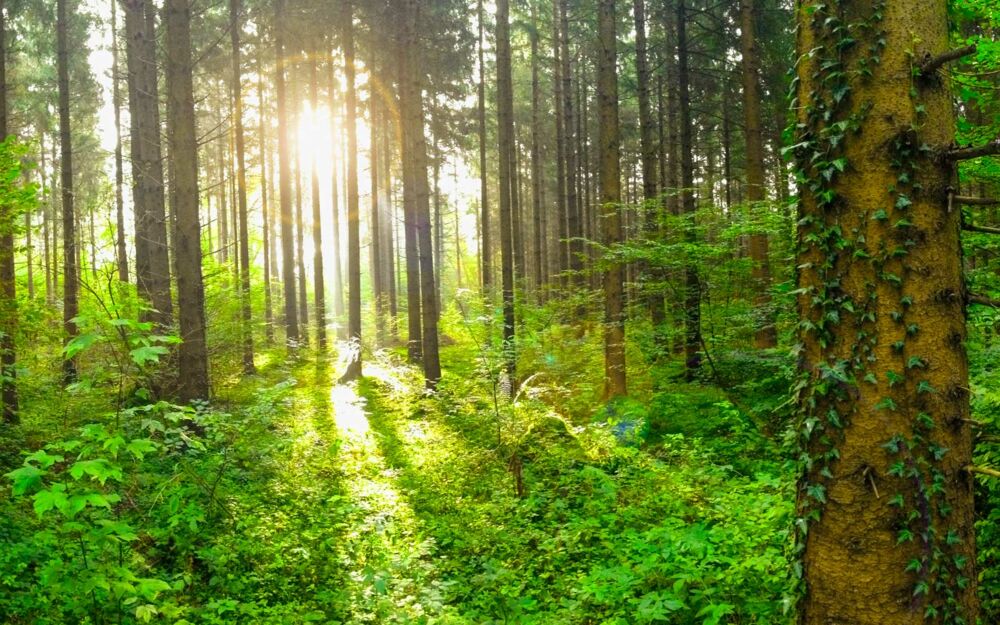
[[968, 294, 1000, 308], [963, 223, 1000, 235], [919, 45, 977, 76], [946, 139, 1000, 161], [966, 465, 1000, 480], [954, 196, 1000, 206]]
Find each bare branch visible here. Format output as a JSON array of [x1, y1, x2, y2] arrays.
[[968, 294, 1000, 308], [919, 45, 977, 77], [954, 196, 1000, 206], [963, 223, 1000, 235], [966, 465, 1000, 480], [946, 139, 1000, 161]]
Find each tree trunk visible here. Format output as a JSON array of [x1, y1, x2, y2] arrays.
[[341, 0, 363, 381], [293, 92, 309, 344], [123, 0, 172, 328], [551, 0, 568, 283], [677, 0, 701, 376], [230, 0, 255, 373], [309, 46, 326, 350], [0, 0, 16, 422], [111, 0, 128, 284], [740, 0, 776, 349], [560, 0, 580, 282], [57, 0, 78, 383], [382, 110, 398, 337], [164, 0, 209, 401], [793, 1, 979, 622], [275, 0, 298, 347], [477, 0, 491, 294], [496, 0, 516, 380], [258, 54, 275, 345], [371, 95, 385, 346], [529, 0, 544, 294], [327, 50, 345, 326], [598, 0, 624, 399]]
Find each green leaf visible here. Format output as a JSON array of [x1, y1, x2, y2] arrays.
[[130, 345, 169, 368], [63, 332, 102, 360], [6, 465, 47, 495], [126, 439, 158, 460], [33, 484, 69, 517]]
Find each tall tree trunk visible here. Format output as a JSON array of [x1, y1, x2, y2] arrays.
[[432, 131, 443, 318], [559, 0, 580, 282], [0, 0, 16, 421], [293, 94, 309, 344], [551, 0, 568, 283], [230, 0, 255, 373], [398, 10, 422, 365], [598, 0, 624, 399], [309, 46, 326, 350], [257, 55, 275, 345], [741, 0, 776, 349], [57, 0, 78, 383], [111, 0, 128, 284], [327, 50, 345, 324], [371, 97, 385, 345], [529, 0, 544, 294], [477, 0, 491, 294], [41, 132, 51, 305], [165, 0, 209, 400], [794, 1, 979, 622], [341, 0, 362, 381], [123, 0, 172, 327], [275, 0, 298, 347], [677, 0, 701, 376], [382, 111, 398, 337], [496, 0, 516, 379]]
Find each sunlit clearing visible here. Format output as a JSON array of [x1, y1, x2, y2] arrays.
[[331, 384, 369, 436]]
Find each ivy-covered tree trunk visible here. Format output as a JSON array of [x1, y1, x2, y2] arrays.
[[793, 1, 979, 622]]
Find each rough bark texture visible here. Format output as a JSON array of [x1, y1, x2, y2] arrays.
[[496, 0, 516, 380], [111, 0, 128, 285], [741, 0, 777, 349], [123, 0, 172, 327], [165, 0, 209, 401], [529, 0, 544, 293], [794, 1, 979, 623], [559, 0, 580, 283], [477, 0, 491, 294], [230, 0, 255, 373], [57, 0, 78, 383], [551, 0, 567, 283], [677, 0, 701, 375], [598, 0, 625, 399], [275, 0, 298, 346]]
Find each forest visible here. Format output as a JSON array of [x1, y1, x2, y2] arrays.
[[1, 0, 1000, 623]]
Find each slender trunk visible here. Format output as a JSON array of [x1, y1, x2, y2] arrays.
[[341, 0, 362, 380], [477, 0, 491, 294], [432, 131, 443, 318], [327, 51, 345, 323], [293, 93, 309, 344], [552, 0, 568, 282], [382, 111, 398, 336], [309, 46, 326, 350], [257, 54, 274, 345], [0, 0, 16, 421], [165, 0, 209, 401], [230, 0, 255, 372], [560, 0, 580, 282], [496, 0, 516, 378], [740, 0, 776, 348], [371, 94, 385, 345], [41, 132, 51, 305], [598, 0, 624, 398], [275, 0, 298, 346], [677, 0, 701, 376], [57, 0, 78, 383], [111, 0, 128, 283], [530, 2, 544, 293], [398, 10, 422, 364]]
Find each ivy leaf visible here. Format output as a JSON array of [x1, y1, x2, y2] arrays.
[[895, 195, 912, 210]]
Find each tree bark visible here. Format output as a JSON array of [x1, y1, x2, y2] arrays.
[[477, 0, 491, 294], [560, 0, 580, 282], [740, 0, 776, 349], [57, 0, 78, 383], [327, 50, 345, 325], [341, 0, 363, 381], [257, 53, 275, 345], [0, 0, 16, 421], [275, 0, 298, 347], [529, 0, 544, 294], [309, 45, 326, 350], [496, 0, 516, 380], [111, 0, 128, 284], [164, 0, 209, 401], [794, 1, 979, 622]]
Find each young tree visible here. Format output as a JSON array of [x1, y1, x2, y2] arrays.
[[598, 0, 624, 399], [164, 0, 209, 401], [793, 1, 979, 621], [495, 0, 516, 379], [231, 0, 255, 374]]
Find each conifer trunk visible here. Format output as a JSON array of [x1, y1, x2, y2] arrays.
[[275, 0, 298, 347], [57, 0, 78, 382], [0, 0, 16, 421]]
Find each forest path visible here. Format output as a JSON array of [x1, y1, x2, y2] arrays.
[[318, 351, 453, 623]]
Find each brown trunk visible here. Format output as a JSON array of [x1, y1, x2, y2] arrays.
[[165, 0, 209, 401], [111, 0, 128, 284], [496, 0, 516, 379], [371, 95, 386, 346], [598, 0, 625, 399], [293, 87, 309, 344], [551, 0, 568, 283], [275, 0, 298, 347], [231, 0, 255, 373], [560, 0, 580, 282], [309, 46, 326, 350], [794, 1, 978, 622], [57, 0, 78, 383], [257, 53, 275, 345], [529, 1, 544, 293], [123, 0, 172, 327], [383, 111, 398, 336], [740, 0, 776, 349], [341, 0, 363, 381], [477, 0, 492, 294], [327, 50, 345, 324], [677, 0, 701, 376], [0, 0, 16, 421]]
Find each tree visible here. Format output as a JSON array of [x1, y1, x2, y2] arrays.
[[0, 0, 15, 421], [57, 0, 78, 382], [164, 0, 209, 401], [740, 0, 776, 349], [495, 0, 516, 379], [122, 0, 172, 328], [275, 0, 298, 347], [231, 0, 255, 374], [598, 0, 623, 399], [309, 44, 326, 350], [341, 0, 362, 381], [477, 0, 491, 294], [792, 1, 979, 621], [110, 0, 128, 285]]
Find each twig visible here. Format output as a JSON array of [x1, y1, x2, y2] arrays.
[[918, 45, 977, 77], [966, 465, 1000, 479]]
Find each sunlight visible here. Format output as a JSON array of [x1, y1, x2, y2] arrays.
[[296, 103, 334, 183], [330, 384, 370, 436]]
